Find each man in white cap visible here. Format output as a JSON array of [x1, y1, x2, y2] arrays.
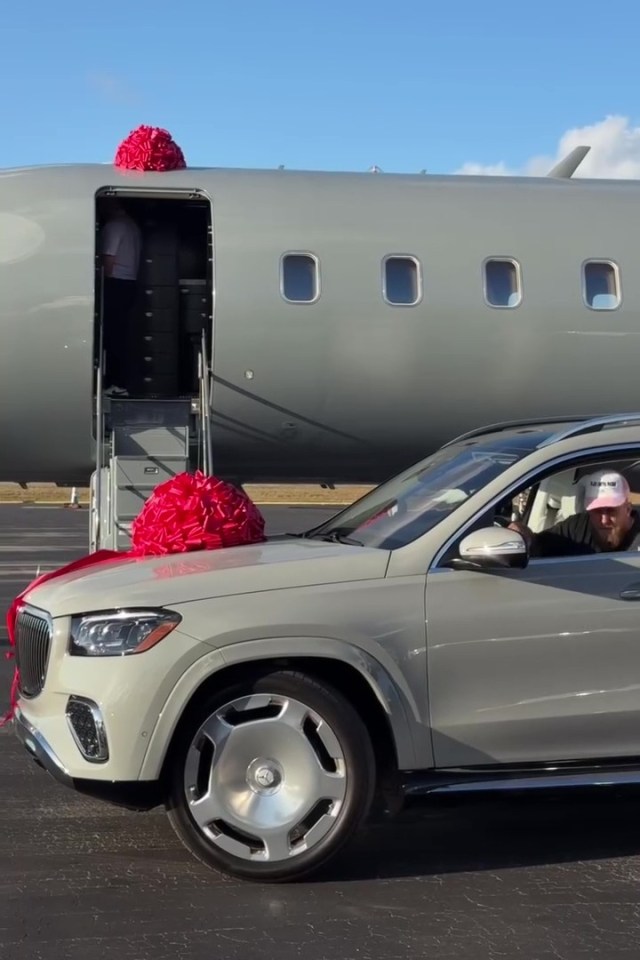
[[509, 470, 640, 557]]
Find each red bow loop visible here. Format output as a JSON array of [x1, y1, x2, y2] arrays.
[[129, 471, 266, 556]]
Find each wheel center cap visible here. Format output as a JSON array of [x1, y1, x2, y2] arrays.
[[246, 757, 283, 795], [256, 766, 276, 787]]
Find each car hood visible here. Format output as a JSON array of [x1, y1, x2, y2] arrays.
[[23, 538, 390, 618]]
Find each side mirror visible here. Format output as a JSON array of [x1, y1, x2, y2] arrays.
[[447, 526, 529, 571]]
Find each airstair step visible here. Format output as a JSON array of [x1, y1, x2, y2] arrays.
[[114, 456, 189, 487], [92, 332, 212, 552]]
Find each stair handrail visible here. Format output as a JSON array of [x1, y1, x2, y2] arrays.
[[197, 349, 205, 473], [93, 267, 106, 551], [199, 328, 214, 475]]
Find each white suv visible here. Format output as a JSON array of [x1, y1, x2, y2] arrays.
[[13, 413, 640, 882]]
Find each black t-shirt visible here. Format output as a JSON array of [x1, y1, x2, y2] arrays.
[[531, 510, 640, 558]]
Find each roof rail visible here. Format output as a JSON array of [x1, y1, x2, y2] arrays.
[[441, 414, 595, 449], [541, 412, 640, 446]]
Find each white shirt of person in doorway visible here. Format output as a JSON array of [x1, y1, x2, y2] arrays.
[[100, 205, 141, 280]]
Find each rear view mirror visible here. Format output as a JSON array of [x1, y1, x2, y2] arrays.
[[448, 526, 529, 571]]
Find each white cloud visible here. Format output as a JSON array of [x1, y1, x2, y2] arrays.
[[455, 115, 640, 179], [87, 71, 139, 106]]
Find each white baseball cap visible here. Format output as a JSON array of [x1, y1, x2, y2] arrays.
[[583, 470, 630, 511]]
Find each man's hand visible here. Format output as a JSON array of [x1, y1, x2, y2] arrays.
[[101, 254, 116, 278], [508, 520, 533, 546]]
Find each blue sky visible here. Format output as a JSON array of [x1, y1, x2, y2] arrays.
[[3, 0, 640, 176]]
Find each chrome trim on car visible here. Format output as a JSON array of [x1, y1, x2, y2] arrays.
[[462, 537, 525, 556], [440, 415, 593, 449], [543, 412, 640, 446], [65, 696, 109, 763], [428, 770, 640, 793], [15, 604, 53, 699], [403, 760, 640, 797], [13, 707, 73, 788]]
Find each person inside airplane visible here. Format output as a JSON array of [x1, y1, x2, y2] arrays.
[[99, 198, 142, 398], [508, 470, 640, 556]]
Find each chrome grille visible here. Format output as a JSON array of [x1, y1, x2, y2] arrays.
[[15, 607, 52, 699]]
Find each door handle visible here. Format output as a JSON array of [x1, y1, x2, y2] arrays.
[[620, 588, 640, 601]]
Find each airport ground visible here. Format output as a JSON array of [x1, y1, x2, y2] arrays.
[[2, 505, 640, 959]]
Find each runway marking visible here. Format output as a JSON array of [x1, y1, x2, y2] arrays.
[[0, 559, 62, 564], [0, 577, 59, 581], [0, 500, 348, 508], [0, 531, 86, 536], [0, 544, 81, 553], [0, 567, 55, 583]]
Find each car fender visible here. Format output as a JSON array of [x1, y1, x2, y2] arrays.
[[138, 635, 431, 779]]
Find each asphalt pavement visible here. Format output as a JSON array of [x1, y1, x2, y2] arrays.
[[3, 505, 640, 959]]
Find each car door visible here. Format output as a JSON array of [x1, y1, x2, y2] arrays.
[[425, 526, 640, 770]]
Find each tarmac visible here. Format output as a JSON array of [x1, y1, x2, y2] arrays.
[[3, 505, 640, 959]]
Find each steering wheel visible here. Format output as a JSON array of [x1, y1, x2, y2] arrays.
[[493, 515, 511, 528]]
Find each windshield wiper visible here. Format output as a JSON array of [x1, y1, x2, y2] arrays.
[[316, 529, 364, 546], [284, 529, 363, 546]]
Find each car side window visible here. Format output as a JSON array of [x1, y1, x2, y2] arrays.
[[522, 458, 640, 559], [442, 453, 640, 566]]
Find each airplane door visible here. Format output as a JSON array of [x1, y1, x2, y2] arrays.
[[425, 552, 640, 768]]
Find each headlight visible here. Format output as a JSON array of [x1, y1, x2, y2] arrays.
[[70, 609, 181, 657]]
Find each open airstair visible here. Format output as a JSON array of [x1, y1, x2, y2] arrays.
[[90, 330, 214, 552]]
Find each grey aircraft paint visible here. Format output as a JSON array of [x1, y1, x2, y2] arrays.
[[1, 155, 638, 485]]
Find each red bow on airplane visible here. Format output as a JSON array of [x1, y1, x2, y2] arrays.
[[114, 125, 187, 172]]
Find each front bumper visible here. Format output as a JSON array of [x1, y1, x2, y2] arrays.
[[12, 609, 208, 783], [13, 706, 162, 810], [14, 706, 73, 788]]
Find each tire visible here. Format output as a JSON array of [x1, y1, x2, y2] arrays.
[[165, 669, 376, 882]]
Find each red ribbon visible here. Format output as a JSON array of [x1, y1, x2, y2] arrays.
[[1, 473, 266, 726]]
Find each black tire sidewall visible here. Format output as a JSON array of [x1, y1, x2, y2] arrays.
[[166, 669, 376, 882]]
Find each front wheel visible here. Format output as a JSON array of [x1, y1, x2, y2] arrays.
[[165, 669, 377, 882]]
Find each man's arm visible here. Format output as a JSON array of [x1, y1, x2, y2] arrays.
[[509, 515, 586, 557], [100, 222, 121, 278], [101, 254, 116, 278]]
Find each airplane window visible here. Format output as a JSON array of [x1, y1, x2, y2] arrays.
[[583, 261, 620, 310], [281, 254, 319, 303], [383, 256, 421, 305], [484, 258, 521, 308]]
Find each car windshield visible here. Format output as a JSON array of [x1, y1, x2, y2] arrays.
[[303, 439, 536, 549]]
